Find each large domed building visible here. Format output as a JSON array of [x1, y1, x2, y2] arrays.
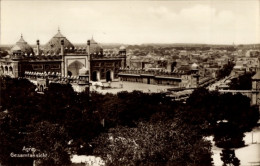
[[0, 29, 126, 82]]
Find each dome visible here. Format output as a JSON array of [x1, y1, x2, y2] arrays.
[[131, 55, 138, 59], [44, 29, 74, 54], [146, 54, 152, 58], [11, 35, 34, 55], [88, 37, 103, 54], [160, 57, 165, 60], [191, 63, 199, 70], [119, 46, 126, 50], [79, 67, 89, 75]]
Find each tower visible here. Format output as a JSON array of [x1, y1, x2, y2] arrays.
[[36, 39, 40, 56], [191, 63, 200, 88], [251, 71, 260, 108], [87, 40, 91, 80], [119, 46, 126, 68], [78, 67, 90, 92], [61, 39, 65, 76]]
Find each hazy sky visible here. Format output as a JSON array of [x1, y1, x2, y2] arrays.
[[1, 0, 259, 45]]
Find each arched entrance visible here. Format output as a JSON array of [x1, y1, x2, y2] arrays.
[[92, 71, 97, 81], [9, 66, 13, 75], [0, 66, 4, 74], [40, 85, 44, 92], [4, 66, 8, 74], [67, 60, 84, 76], [147, 78, 150, 84], [106, 70, 111, 82], [67, 71, 72, 77]]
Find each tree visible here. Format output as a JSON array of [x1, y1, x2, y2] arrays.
[[0, 77, 82, 165], [0, 76, 37, 112], [0, 113, 34, 165], [217, 62, 235, 80], [229, 72, 255, 90], [92, 121, 213, 166], [42, 83, 76, 123], [213, 123, 245, 148], [5, 76, 258, 166], [26, 121, 71, 166], [220, 149, 240, 166], [183, 87, 259, 165], [42, 84, 104, 155], [185, 87, 259, 148], [89, 90, 174, 128]]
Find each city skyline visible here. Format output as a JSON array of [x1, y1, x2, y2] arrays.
[[1, 0, 260, 45]]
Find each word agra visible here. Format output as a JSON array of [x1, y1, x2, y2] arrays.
[[10, 146, 47, 158]]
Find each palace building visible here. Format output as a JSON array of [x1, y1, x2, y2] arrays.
[[0, 30, 126, 83]]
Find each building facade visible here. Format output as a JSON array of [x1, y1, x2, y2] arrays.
[[118, 63, 200, 88], [0, 30, 126, 83], [252, 71, 260, 106]]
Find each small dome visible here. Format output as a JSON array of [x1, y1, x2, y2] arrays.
[[160, 57, 165, 60], [131, 55, 138, 59], [11, 35, 34, 55], [119, 46, 126, 50], [88, 37, 103, 54], [146, 54, 152, 58], [79, 67, 89, 75], [191, 63, 199, 70]]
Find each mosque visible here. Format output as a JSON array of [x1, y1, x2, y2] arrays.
[[0, 29, 201, 90], [0, 29, 126, 83]]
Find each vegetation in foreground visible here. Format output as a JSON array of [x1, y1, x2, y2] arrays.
[[0, 76, 258, 166]]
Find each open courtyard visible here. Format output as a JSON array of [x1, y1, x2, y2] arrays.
[[90, 81, 174, 94]]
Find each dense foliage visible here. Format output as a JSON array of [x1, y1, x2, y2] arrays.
[[0, 76, 259, 166], [220, 149, 240, 166], [92, 121, 212, 166], [229, 72, 255, 90], [186, 87, 259, 147], [0, 77, 101, 165], [217, 62, 235, 80]]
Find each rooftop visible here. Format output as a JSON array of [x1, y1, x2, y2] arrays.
[[44, 29, 74, 54], [252, 71, 260, 80], [10, 35, 34, 55]]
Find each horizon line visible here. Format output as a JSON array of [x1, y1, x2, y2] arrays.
[[1, 42, 260, 47]]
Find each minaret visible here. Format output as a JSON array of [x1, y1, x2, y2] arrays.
[[87, 40, 91, 80], [61, 39, 64, 55], [123, 51, 126, 68], [36, 40, 40, 56], [61, 39, 65, 77], [119, 46, 127, 68]]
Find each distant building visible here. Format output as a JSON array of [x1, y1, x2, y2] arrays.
[[118, 63, 199, 88], [234, 57, 260, 72], [252, 71, 260, 106]]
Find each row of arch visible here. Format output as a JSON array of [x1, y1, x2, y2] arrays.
[[92, 70, 113, 82], [0, 66, 14, 75], [65, 60, 114, 82], [66, 69, 113, 82]]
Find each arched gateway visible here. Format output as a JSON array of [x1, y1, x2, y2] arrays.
[[67, 60, 84, 76]]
